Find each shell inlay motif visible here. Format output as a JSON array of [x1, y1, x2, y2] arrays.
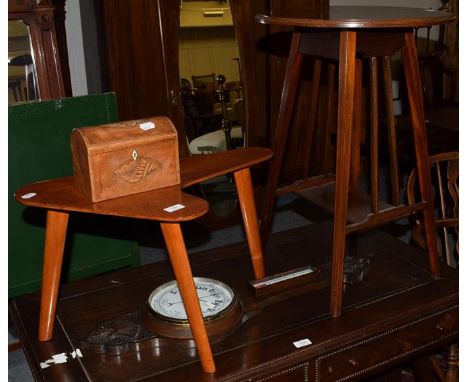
[[113, 157, 161, 184]]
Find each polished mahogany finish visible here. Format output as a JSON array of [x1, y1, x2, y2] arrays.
[[407, 151, 459, 268], [257, 7, 455, 318], [10, 224, 458, 381], [263, 0, 330, 183], [256, 7, 456, 29], [382, 55, 400, 206], [15, 146, 273, 374]]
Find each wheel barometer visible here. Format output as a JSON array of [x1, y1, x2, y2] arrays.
[[140, 277, 244, 340]]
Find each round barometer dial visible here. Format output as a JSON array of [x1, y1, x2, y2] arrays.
[[148, 277, 236, 322]]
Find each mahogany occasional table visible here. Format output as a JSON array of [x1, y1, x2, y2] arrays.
[[256, 7, 456, 318], [14, 147, 273, 374]]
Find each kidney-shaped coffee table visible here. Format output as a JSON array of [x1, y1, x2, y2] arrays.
[[15, 146, 273, 373]]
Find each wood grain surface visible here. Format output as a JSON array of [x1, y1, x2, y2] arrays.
[[256, 7, 456, 29], [10, 223, 458, 382]]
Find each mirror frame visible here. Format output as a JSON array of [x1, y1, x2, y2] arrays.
[[8, 0, 71, 100]]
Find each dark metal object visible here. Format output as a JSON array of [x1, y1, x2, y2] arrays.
[[343, 256, 370, 285], [216, 74, 233, 150], [250, 266, 321, 296], [81, 313, 160, 356]]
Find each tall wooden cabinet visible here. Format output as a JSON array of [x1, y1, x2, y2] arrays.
[[99, 0, 328, 166], [100, 0, 188, 155]]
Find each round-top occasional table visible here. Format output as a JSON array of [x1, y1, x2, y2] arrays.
[[256, 7, 456, 318]]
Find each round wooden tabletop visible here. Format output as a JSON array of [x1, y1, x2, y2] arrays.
[[256, 6, 456, 29]]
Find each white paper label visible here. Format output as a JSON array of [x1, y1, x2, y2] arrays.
[[164, 204, 185, 213], [293, 338, 312, 348], [140, 122, 156, 131], [40, 349, 83, 369], [21, 192, 37, 199], [70, 349, 83, 358]]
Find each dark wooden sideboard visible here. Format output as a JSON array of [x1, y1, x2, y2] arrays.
[[10, 222, 458, 381]]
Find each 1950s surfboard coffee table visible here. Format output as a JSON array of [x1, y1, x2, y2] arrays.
[[14, 147, 273, 374]]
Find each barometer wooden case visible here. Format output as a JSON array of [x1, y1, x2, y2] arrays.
[[140, 278, 244, 341]]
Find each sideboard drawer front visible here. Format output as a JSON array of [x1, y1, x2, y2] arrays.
[[316, 307, 458, 382], [243, 362, 310, 382]]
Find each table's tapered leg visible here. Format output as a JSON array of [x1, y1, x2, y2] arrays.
[[160, 223, 216, 374], [330, 30, 357, 318], [401, 32, 440, 277], [382, 55, 400, 206], [302, 58, 322, 178], [320, 63, 336, 175], [370, 56, 380, 214], [234, 167, 265, 279], [39, 210, 69, 341], [350, 58, 362, 193], [261, 32, 304, 245]]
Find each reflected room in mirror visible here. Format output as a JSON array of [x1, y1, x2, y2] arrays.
[[8, 20, 38, 104], [179, 0, 245, 155], [179, 0, 247, 223]]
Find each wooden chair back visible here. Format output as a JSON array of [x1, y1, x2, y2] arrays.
[[407, 151, 458, 267]]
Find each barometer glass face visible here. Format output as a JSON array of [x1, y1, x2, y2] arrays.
[[148, 277, 235, 321]]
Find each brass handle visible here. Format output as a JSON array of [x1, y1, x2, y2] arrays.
[[203, 10, 224, 17]]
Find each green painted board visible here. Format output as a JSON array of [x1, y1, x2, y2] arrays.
[[9, 93, 140, 297]]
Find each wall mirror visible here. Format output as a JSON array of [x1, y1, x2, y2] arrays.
[[179, 0, 245, 156], [178, 0, 245, 222], [8, 20, 38, 104]]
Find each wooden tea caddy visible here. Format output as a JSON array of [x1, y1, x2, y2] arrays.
[[71, 116, 180, 202]]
